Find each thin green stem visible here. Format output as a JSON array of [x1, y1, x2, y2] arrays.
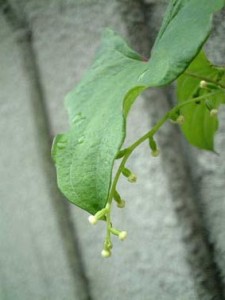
[[105, 203, 112, 249], [184, 71, 225, 89], [102, 89, 223, 255], [108, 90, 222, 206]]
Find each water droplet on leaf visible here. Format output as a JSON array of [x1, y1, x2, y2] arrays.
[[72, 112, 86, 125]]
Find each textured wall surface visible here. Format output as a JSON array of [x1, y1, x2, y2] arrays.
[[0, 1, 224, 300]]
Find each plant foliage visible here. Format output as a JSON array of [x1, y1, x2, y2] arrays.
[[52, 0, 225, 222], [177, 51, 225, 150]]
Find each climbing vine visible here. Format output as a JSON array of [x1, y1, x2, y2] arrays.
[[52, 0, 225, 257]]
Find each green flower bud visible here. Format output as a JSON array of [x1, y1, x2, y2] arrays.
[[205, 99, 214, 111], [116, 148, 128, 159], [149, 137, 160, 157], [128, 173, 137, 183], [114, 190, 126, 208], [205, 99, 218, 117], [176, 115, 185, 125], [117, 199, 126, 208], [151, 149, 160, 157], [169, 109, 181, 122], [149, 137, 157, 151], [122, 167, 137, 183]]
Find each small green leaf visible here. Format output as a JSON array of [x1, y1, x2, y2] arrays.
[[52, 0, 224, 214], [177, 51, 225, 150]]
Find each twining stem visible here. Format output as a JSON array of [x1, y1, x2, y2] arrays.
[[185, 71, 225, 90], [101, 89, 223, 255], [107, 90, 222, 206]]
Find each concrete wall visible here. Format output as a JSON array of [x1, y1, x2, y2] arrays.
[[0, 1, 224, 299]]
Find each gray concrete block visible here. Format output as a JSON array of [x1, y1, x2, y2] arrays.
[[188, 9, 225, 288], [0, 13, 86, 300], [190, 100, 225, 282]]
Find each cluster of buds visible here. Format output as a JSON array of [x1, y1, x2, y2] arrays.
[[101, 228, 128, 258], [88, 203, 128, 258], [88, 206, 113, 258], [149, 137, 160, 157]]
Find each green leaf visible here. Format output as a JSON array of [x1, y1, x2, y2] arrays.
[[52, 0, 224, 214], [52, 33, 147, 215], [177, 51, 225, 151]]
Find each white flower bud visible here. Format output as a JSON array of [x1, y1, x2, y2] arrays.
[[101, 249, 111, 258], [122, 167, 137, 183], [200, 80, 208, 89], [210, 109, 218, 117], [118, 231, 128, 241], [88, 215, 98, 225]]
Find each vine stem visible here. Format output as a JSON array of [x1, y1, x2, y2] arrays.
[[185, 71, 225, 89], [101, 89, 223, 254], [107, 90, 222, 206]]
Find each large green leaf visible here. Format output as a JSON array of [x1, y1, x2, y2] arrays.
[[177, 51, 225, 150], [52, 0, 224, 214]]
